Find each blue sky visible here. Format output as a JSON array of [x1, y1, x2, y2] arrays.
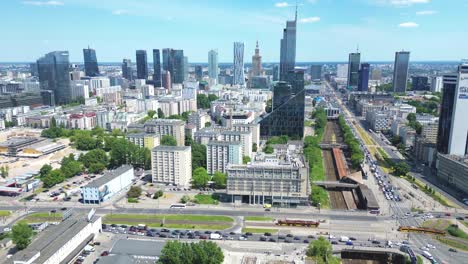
[[0, 0, 467, 63]]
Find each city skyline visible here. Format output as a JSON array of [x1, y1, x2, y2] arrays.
[[1, 0, 468, 62]]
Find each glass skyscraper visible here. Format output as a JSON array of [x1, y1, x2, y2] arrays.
[[393, 51, 410, 93], [153, 49, 161, 87], [162, 49, 185, 84], [122, 59, 133, 81], [260, 69, 305, 139], [208, 49, 218, 80], [37, 51, 71, 105], [83, 47, 99, 77], [347, 52, 361, 90], [357, 63, 370, 92], [233, 42, 245, 86], [136, 50, 148, 80], [279, 12, 297, 81], [310, 65, 322, 81]]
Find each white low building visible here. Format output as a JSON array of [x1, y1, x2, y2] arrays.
[[81, 165, 134, 204]]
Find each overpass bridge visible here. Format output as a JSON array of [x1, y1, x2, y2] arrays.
[[313, 181, 358, 189], [319, 142, 348, 149]]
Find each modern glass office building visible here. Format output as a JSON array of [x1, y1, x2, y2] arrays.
[[136, 50, 148, 80], [357, 63, 370, 92], [347, 52, 361, 90], [279, 14, 297, 81], [393, 51, 410, 93], [233, 42, 245, 86], [37, 51, 71, 105], [152, 49, 162, 87], [83, 47, 99, 77]]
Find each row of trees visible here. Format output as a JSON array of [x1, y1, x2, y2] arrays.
[[338, 115, 364, 169], [197, 94, 218, 109], [158, 240, 224, 264], [192, 168, 226, 189], [306, 237, 340, 264], [407, 113, 422, 135]]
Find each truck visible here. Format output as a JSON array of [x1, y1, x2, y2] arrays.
[[422, 251, 433, 260], [210, 233, 222, 240], [340, 236, 349, 242]]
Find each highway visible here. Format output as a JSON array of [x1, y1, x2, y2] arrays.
[[325, 82, 467, 264]]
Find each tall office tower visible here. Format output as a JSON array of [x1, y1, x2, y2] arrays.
[[122, 59, 133, 81], [151, 146, 192, 187], [136, 50, 148, 80], [279, 9, 297, 81], [260, 69, 305, 138], [195, 65, 203, 81], [251, 41, 262, 76], [310, 65, 322, 81], [273, 65, 280, 81], [30, 63, 38, 76], [233, 42, 245, 86], [183, 56, 189, 81], [162, 49, 185, 84], [431, 76, 443, 92], [83, 47, 99, 77], [436, 63, 468, 156], [208, 49, 219, 80], [152, 49, 162, 87], [36, 51, 71, 105], [347, 52, 361, 90], [393, 51, 410, 93], [357, 63, 370, 92], [412, 76, 429, 91], [162, 70, 172, 91]]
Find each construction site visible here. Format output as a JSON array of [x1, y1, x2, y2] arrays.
[[318, 121, 378, 211]]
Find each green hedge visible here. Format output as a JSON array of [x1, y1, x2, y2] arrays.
[[338, 115, 364, 169]]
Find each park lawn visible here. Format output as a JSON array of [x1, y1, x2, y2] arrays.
[[103, 214, 233, 225], [244, 216, 273, 221], [408, 177, 458, 208], [0, 211, 11, 217], [194, 194, 219, 205], [422, 219, 451, 230], [23, 212, 63, 223], [242, 228, 278, 234], [163, 224, 231, 230], [436, 236, 468, 252]]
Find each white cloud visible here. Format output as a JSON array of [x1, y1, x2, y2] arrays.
[[416, 10, 437, 15], [300, 17, 321, 23], [373, 0, 430, 6], [275, 2, 290, 8], [112, 9, 129, 15], [399, 22, 419, 28], [22, 1, 64, 6]]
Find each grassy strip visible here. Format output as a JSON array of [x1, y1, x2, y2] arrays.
[[311, 185, 330, 209], [0, 211, 11, 217], [163, 224, 231, 230], [405, 177, 456, 208], [447, 226, 468, 239], [22, 212, 63, 223], [355, 125, 374, 146], [194, 194, 219, 205], [436, 236, 468, 252], [422, 219, 451, 230], [104, 214, 233, 223], [242, 228, 278, 234], [244, 216, 273, 221]]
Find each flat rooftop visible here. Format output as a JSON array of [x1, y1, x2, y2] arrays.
[[84, 165, 133, 188]]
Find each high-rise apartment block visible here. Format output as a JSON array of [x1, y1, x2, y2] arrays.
[[431, 76, 443, 93], [37, 51, 71, 105], [207, 141, 243, 174], [151, 146, 192, 186], [233, 42, 245, 86], [144, 119, 185, 146], [83, 47, 99, 77], [393, 51, 410, 93]]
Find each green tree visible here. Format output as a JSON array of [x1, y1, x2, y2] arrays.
[[205, 122, 211, 127], [180, 195, 191, 204], [242, 156, 251, 164], [0, 166, 9, 178], [157, 108, 165, 118], [127, 186, 142, 198], [197, 94, 210, 109], [264, 144, 274, 154], [60, 160, 83, 178], [11, 222, 33, 250], [154, 190, 164, 199], [393, 162, 410, 176], [207, 94, 218, 102], [407, 113, 416, 123], [158, 241, 223, 264], [192, 167, 210, 188], [252, 143, 257, 152], [88, 163, 106, 174], [79, 149, 109, 168], [185, 135, 193, 146], [306, 236, 339, 264], [42, 169, 65, 188], [147, 110, 156, 118], [192, 143, 207, 170], [212, 171, 227, 189], [161, 135, 178, 146], [39, 164, 53, 178]]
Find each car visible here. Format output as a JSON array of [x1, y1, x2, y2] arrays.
[[420, 247, 429, 251], [449, 248, 457, 252], [264, 232, 272, 236], [100, 251, 109, 257], [456, 217, 464, 221], [303, 239, 310, 243], [199, 235, 208, 239], [159, 234, 167, 238], [372, 240, 381, 244], [161, 228, 170, 232], [260, 236, 267, 241], [427, 244, 436, 249], [331, 241, 338, 245], [307, 235, 315, 239], [286, 234, 293, 238], [284, 239, 292, 243], [229, 232, 236, 235], [349, 237, 356, 241], [245, 232, 253, 236], [278, 235, 285, 239], [93, 242, 101, 246], [294, 236, 300, 240], [238, 236, 247, 241]]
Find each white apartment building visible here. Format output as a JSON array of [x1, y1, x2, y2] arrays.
[[207, 141, 243, 174], [70, 81, 90, 100], [95, 85, 122, 97], [144, 119, 185, 146], [220, 130, 252, 158], [151, 146, 192, 186]]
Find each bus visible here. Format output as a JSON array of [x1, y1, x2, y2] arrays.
[[170, 204, 186, 209]]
